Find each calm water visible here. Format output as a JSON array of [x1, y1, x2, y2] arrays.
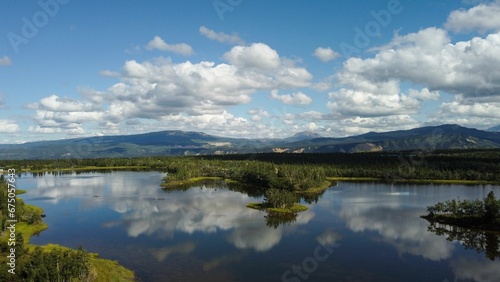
[[16, 171, 500, 282]]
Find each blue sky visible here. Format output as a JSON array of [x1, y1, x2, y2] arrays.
[[1, 0, 500, 143]]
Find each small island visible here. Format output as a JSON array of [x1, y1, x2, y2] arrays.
[[160, 159, 333, 224], [421, 191, 500, 232], [246, 188, 309, 214]]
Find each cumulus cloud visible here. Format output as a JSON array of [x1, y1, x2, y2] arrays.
[[0, 56, 12, 66], [224, 43, 281, 70], [430, 95, 500, 129], [270, 89, 313, 105], [408, 88, 440, 101], [145, 36, 194, 56], [248, 109, 270, 122], [0, 120, 20, 133], [199, 26, 245, 45], [28, 95, 100, 112], [313, 47, 340, 62], [445, 1, 500, 33], [326, 26, 500, 130], [332, 115, 420, 136], [438, 96, 500, 119], [26, 94, 103, 135], [28, 43, 313, 137], [327, 81, 420, 117], [345, 27, 500, 98]]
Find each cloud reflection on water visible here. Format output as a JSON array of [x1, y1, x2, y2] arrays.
[[26, 172, 314, 252]]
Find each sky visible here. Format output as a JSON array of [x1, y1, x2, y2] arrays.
[[1, 0, 500, 143]]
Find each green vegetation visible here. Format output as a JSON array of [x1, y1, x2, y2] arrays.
[[0, 179, 135, 281], [422, 191, 500, 231], [3, 149, 500, 184], [247, 189, 309, 214], [1, 149, 499, 183], [3, 149, 499, 227]]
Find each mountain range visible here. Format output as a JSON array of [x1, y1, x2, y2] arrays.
[[0, 124, 499, 160]]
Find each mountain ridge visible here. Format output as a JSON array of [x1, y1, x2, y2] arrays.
[[1, 124, 499, 160]]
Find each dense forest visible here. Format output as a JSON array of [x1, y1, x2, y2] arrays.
[[2, 150, 500, 183], [423, 191, 500, 232]]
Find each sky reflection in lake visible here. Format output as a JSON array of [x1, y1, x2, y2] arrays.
[[18, 171, 500, 282]]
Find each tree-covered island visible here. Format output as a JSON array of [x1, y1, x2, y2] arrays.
[[422, 191, 500, 232], [160, 159, 333, 216]]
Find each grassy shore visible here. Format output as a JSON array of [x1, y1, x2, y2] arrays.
[[327, 177, 499, 185], [1, 200, 135, 281], [296, 180, 335, 195], [24, 165, 150, 173], [246, 202, 308, 214], [161, 176, 225, 189]]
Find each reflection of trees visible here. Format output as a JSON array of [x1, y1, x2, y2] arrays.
[[427, 222, 500, 260], [300, 192, 321, 204], [265, 212, 298, 229], [162, 179, 229, 192]]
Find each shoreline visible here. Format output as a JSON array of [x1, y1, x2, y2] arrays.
[[421, 214, 500, 232], [8, 166, 500, 186], [1, 197, 135, 281], [18, 165, 151, 173], [326, 177, 500, 185]]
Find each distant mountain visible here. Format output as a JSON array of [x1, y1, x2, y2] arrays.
[[0, 124, 499, 159], [488, 125, 500, 132], [283, 131, 323, 142], [296, 124, 500, 153]]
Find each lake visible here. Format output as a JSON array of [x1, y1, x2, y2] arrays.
[[17, 171, 500, 281]]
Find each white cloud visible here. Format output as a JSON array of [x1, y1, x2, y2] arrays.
[[445, 1, 500, 33], [438, 96, 500, 119], [327, 81, 420, 117], [0, 120, 20, 133], [313, 47, 340, 62], [326, 26, 500, 128], [26, 95, 104, 135], [224, 43, 281, 70], [28, 95, 100, 112], [332, 115, 420, 136], [99, 70, 120, 77], [298, 111, 324, 120], [199, 26, 245, 45], [28, 43, 314, 138], [348, 28, 500, 98], [28, 125, 85, 135], [430, 95, 500, 129], [270, 89, 312, 105], [248, 109, 270, 122], [145, 36, 194, 56], [407, 88, 440, 101], [0, 56, 12, 66]]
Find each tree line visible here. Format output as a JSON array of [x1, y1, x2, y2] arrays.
[[2, 149, 500, 183], [426, 191, 500, 223]]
